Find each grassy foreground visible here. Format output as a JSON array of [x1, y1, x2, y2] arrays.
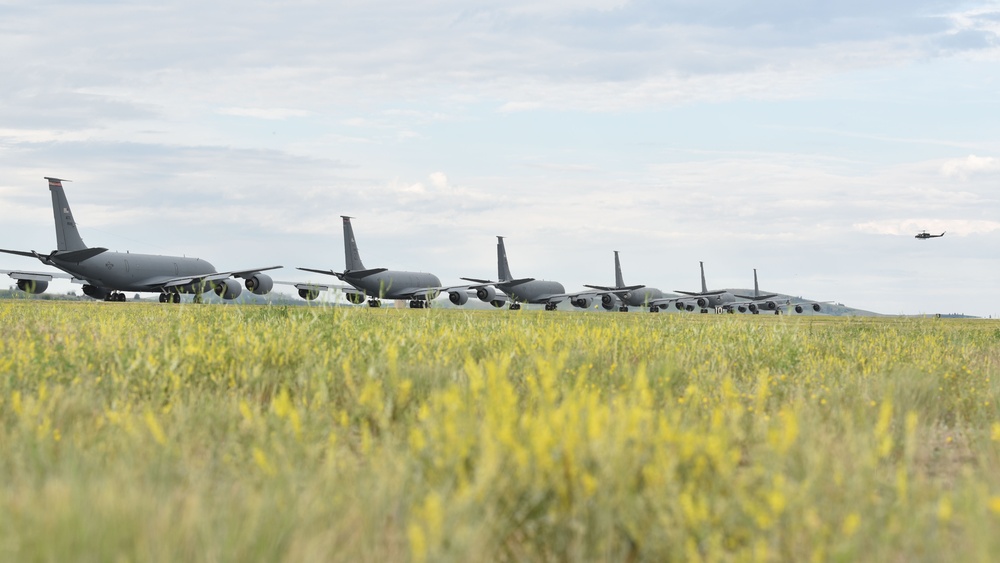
[[2, 302, 1000, 561]]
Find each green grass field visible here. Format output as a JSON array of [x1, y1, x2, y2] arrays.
[[3, 301, 1000, 561]]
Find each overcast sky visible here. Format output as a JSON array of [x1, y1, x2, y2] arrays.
[[2, 0, 1000, 315]]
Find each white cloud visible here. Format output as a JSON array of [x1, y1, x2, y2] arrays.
[[940, 154, 1000, 179]]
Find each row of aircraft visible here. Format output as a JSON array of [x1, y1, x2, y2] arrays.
[[1, 178, 824, 314]]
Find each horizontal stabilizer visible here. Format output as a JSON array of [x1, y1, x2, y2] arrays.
[[675, 290, 726, 297], [735, 293, 778, 300], [584, 284, 645, 292], [0, 247, 37, 258], [52, 247, 108, 263], [499, 277, 535, 287], [342, 267, 388, 279]]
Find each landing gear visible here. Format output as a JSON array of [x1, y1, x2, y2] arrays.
[[700, 309, 708, 314], [544, 303, 557, 311], [105, 292, 126, 302], [159, 293, 168, 303], [649, 305, 660, 313], [618, 306, 629, 312], [509, 303, 521, 310], [408, 300, 428, 309], [159, 293, 182, 303], [775, 310, 781, 315], [368, 299, 381, 308]]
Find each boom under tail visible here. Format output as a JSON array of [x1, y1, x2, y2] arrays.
[[497, 236, 513, 282], [342, 216, 366, 272], [47, 177, 87, 252]]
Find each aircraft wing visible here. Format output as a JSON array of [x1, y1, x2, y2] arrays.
[[675, 290, 727, 297], [1, 268, 81, 283], [140, 266, 282, 291]]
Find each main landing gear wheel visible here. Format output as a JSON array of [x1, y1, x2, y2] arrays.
[[649, 306, 660, 313], [618, 306, 629, 312], [368, 299, 381, 308], [544, 303, 557, 311], [105, 292, 126, 302], [408, 300, 427, 309], [509, 303, 521, 310]]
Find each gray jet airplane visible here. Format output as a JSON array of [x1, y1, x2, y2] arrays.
[[571, 250, 665, 312], [673, 261, 736, 313], [732, 269, 824, 314], [462, 236, 566, 311], [296, 216, 469, 308], [0, 177, 280, 302]]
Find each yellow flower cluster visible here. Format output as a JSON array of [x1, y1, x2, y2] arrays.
[[1, 302, 999, 561]]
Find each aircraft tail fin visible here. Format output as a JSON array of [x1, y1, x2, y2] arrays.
[[342, 216, 366, 272], [497, 236, 513, 282], [614, 251, 625, 288], [46, 177, 87, 252], [699, 261, 708, 294], [753, 268, 759, 297]]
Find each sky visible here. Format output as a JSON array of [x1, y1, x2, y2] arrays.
[[2, 0, 1000, 316]]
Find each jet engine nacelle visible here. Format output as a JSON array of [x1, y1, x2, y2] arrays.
[[696, 297, 709, 308], [748, 303, 758, 313], [244, 273, 274, 295], [601, 294, 616, 311], [346, 292, 366, 305], [449, 290, 469, 306], [16, 279, 48, 294], [674, 302, 686, 310], [476, 286, 499, 303], [737, 305, 747, 313], [761, 301, 777, 311], [298, 288, 320, 300], [82, 284, 110, 300], [571, 296, 592, 309], [795, 303, 822, 313], [214, 278, 243, 300]]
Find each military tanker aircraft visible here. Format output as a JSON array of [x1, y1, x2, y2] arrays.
[[570, 250, 679, 313], [295, 216, 470, 308], [731, 269, 825, 314], [0, 177, 280, 302], [669, 261, 736, 313], [462, 236, 567, 310]]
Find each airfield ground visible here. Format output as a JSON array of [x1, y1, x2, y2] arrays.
[[2, 301, 1000, 561]]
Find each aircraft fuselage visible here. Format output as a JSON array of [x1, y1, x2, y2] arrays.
[[502, 280, 565, 304], [623, 287, 665, 307], [345, 270, 442, 300], [50, 251, 216, 293]]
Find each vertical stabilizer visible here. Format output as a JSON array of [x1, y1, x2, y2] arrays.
[[497, 236, 513, 282], [46, 177, 87, 252], [699, 261, 708, 293], [752, 268, 760, 298], [342, 216, 366, 271], [613, 251, 625, 288]]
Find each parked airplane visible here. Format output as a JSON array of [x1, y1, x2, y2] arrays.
[[0, 177, 280, 302], [462, 236, 566, 310], [915, 230, 945, 240], [672, 261, 736, 313], [572, 250, 667, 312], [296, 216, 469, 308], [732, 269, 824, 314]]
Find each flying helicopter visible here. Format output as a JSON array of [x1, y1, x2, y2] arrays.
[[915, 230, 945, 240]]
